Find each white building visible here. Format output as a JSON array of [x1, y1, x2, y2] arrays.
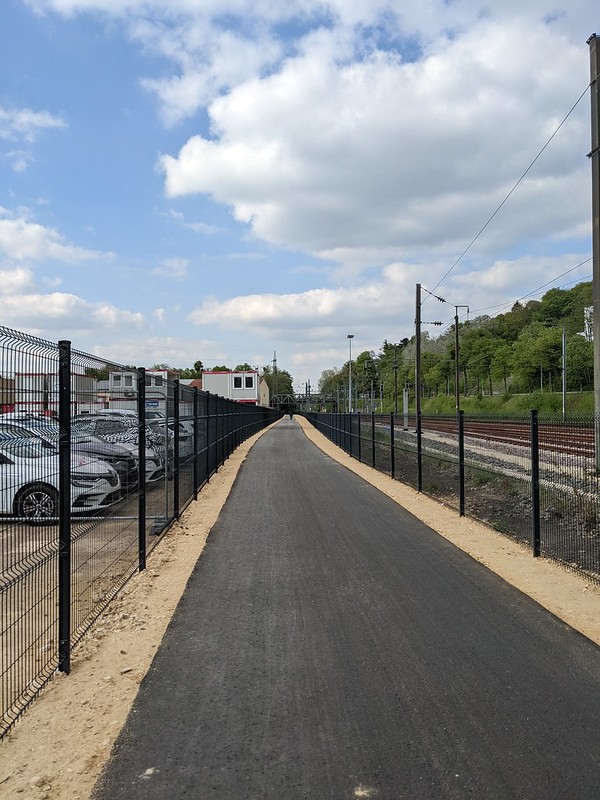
[[104, 368, 179, 414], [202, 370, 268, 406]]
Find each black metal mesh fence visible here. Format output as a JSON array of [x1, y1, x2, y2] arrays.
[[0, 327, 280, 737]]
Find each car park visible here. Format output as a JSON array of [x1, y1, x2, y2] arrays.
[[71, 415, 170, 482], [0, 438, 121, 521], [0, 417, 139, 496]]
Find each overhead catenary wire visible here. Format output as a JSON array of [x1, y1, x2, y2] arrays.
[[429, 82, 591, 297]]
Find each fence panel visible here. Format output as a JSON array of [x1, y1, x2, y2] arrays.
[[537, 417, 600, 576], [0, 329, 62, 734], [1, 329, 280, 737]]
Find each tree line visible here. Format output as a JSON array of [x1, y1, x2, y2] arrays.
[[318, 282, 594, 411]]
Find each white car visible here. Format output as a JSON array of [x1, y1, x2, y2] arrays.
[[0, 439, 121, 521]]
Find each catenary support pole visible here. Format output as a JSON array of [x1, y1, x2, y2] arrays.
[[589, 34, 600, 470], [416, 283, 423, 492]]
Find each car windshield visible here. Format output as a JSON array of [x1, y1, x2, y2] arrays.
[[0, 439, 53, 459]]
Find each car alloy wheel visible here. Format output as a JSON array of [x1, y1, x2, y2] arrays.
[[15, 483, 59, 522]]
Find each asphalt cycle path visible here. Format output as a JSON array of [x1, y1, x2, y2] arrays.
[[92, 418, 600, 800]]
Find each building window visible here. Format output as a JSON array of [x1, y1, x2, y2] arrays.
[[124, 375, 133, 387], [233, 376, 242, 388], [154, 376, 163, 387], [245, 376, 254, 389], [113, 375, 121, 386]]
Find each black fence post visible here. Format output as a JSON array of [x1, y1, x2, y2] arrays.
[[357, 413, 362, 463], [173, 379, 180, 519], [417, 411, 423, 492], [371, 412, 376, 468], [137, 368, 147, 571], [531, 409, 541, 557], [206, 393, 211, 482], [58, 340, 71, 674], [390, 412, 395, 479], [193, 388, 199, 499], [458, 410, 465, 516]]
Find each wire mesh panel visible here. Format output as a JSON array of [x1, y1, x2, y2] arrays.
[[67, 351, 143, 646], [178, 383, 198, 510], [460, 417, 532, 545], [370, 414, 390, 474], [391, 415, 419, 490], [0, 328, 61, 736], [538, 417, 600, 579], [419, 416, 460, 509]]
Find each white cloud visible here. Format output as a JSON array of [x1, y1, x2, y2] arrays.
[[188, 263, 420, 338], [0, 267, 36, 294], [94, 336, 222, 368], [167, 209, 223, 235], [0, 105, 66, 173], [160, 12, 589, 274], [0, 290, 145, 333], [0, 209, 110, 263], [0, 105, 66, 142], [4, 149, 34, 173], [152, 257, 189, 279]]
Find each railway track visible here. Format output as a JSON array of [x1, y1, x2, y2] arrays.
[[416, 417, 596, 458]]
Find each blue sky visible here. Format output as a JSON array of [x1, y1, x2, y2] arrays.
[[0, 0, 597, 390]]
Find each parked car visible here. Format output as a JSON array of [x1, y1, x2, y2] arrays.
[[0, 418, 139, 495], [81, 410, 193, 460], [0, 438, 121, 521], [71, 415, 170, 482]]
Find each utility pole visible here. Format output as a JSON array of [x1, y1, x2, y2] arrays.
[[347, 334, 354, 413], [393, 344, 398, 414], [589, 34, 600, 469], [562, 325, 567, 421], [415, 284, 421, 420], [415, 284, 423, 491], [272, 351, 278, 409], [454, 305, 469, 415]]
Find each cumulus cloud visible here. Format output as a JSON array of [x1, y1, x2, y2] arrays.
[[188, 262, 423, 338], [159, 12, 589, 273], [0, 290, 145, 332], [0, 209, 110, 263], [96, 335, 222, 368]]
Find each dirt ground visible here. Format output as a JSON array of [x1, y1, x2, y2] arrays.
[[3, 416, 600, 800]]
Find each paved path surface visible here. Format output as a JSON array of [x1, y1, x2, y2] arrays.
[[92, 419, 600, 799]]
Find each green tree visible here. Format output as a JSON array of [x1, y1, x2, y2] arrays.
[[566, 335, 593, 391], [460, 327, 498, 396], [262, 365, 294, 399], [512, 323, 562, 391], [490, 344, 514, 394]]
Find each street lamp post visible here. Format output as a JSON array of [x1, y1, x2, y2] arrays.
[[347, 334, 354, 412]]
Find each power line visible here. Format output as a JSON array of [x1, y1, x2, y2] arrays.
[[472, 256, 592, 316], [430, 82, 591, 295]]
